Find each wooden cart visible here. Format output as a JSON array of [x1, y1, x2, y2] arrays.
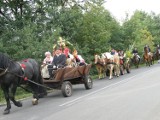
[[43, 64, 93, 97]]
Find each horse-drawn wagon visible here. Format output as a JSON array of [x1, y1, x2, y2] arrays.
[[42, 64, 93, 97]]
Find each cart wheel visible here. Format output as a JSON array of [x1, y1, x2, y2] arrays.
[[61, 81, 73, 97], [84, 75, 93, 89]]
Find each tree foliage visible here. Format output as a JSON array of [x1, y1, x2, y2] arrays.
[[1, 0, 160, 69]]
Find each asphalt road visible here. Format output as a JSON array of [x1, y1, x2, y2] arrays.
[[1, 63, 160, 120]]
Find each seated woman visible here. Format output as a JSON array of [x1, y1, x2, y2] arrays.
[[73, 49, 86, 66], [43, 51, 53, 65], [41, 51, 53, 78]]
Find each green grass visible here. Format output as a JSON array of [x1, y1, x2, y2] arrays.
[[0, 87, 32, 105]]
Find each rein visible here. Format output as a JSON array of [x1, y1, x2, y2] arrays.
[[0, 67, 24, 79]]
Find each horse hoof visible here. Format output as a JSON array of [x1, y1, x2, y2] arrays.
[[32, 98, 38, 105], [15, 101, 22, 107], [18, 102, 22, 107], [3, 109, 10, 114]]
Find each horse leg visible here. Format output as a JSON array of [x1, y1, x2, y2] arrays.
[[100, 68, 103, 79], [30, 82, 40, 105], [96, 66, 101, 79], [1, 86, 11, 114], [37, 75, 47, 98], [98, 67, 101, 79], [103, 67, 106, 78], [136, 62, 138, 68], [148, 59, 150, 66], [115, 65, 120, 77], [9, 84, 22, 107], [145, 59, 148, 66], [137, 60, 139, 68], [109, 65, 113, 80]]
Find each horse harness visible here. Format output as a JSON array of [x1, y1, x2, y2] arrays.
[[0, 62, 27, 80]]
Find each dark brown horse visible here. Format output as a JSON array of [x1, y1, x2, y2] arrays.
[[143, 47, 153, 66]]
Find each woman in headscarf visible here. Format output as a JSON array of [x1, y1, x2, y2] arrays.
[[43, 51, 53, 65]]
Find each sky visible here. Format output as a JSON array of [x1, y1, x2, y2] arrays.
[[104, 0, 160, 22]]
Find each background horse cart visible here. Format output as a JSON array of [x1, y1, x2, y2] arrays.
[[42, 64, 93, 97]]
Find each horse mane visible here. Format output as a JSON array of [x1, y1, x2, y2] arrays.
[[0, 53, 12, 69], [0, 53, 19, 72]]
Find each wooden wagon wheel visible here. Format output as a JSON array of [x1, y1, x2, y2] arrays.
[[61, 81, 73, 97], [84, 75, 93, 89]]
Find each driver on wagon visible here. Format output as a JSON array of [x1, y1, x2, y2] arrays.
[[48, 48, 66, 79]]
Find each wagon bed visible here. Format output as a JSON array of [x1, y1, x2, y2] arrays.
[[43, 64, 93, 97]]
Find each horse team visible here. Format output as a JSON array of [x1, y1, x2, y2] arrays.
[[94, 51, 130, 80], [94, 46, 160, 81]]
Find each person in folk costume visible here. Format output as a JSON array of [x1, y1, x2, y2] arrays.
[[43, 51, 53, 65], [73, 49, 86, 66], [41, 51, 53, 78]]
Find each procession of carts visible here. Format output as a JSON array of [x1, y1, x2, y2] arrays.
[[42, 64, 93, 97]]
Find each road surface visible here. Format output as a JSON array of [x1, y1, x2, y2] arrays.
[[0, 64, 160, 120]]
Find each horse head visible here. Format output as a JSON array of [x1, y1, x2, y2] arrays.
[[94, 54, 105, 65], [144, 47, 149, 54]]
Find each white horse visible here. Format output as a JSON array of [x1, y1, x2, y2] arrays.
[[101, 52, 120, 79]]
